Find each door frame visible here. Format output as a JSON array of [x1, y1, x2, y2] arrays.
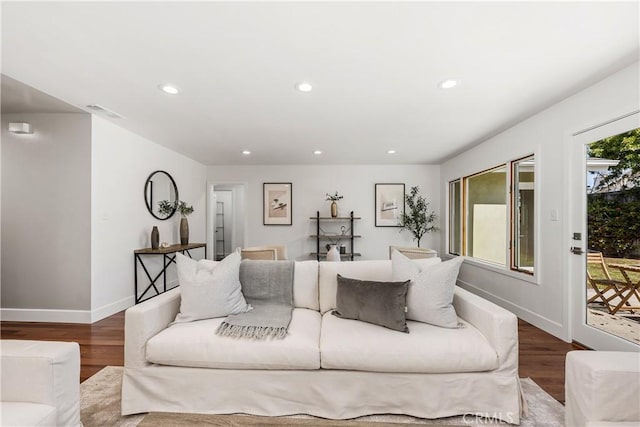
[[567, 111, 639, 350], [206, 181, 248, 260]]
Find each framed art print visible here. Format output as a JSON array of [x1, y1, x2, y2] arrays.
[[263, 183, 292, 225], [375, 183, 405, 227]]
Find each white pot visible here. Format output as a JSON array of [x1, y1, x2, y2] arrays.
[[326, 245, 341, 262]]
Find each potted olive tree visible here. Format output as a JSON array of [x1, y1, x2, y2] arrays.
[[398, 186, 438, 247]]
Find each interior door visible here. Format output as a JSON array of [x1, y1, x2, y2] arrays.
[[569, 112, 640, 351]]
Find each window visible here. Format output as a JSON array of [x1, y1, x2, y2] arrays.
[[448, 155, 535, 275], [449, 180, 461, 255], [465, 166, 507, 265], [512, 156, 535, 274]]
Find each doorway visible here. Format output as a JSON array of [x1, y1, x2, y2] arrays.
[[206, 183, 247, 261], [569, 112, 640, 350]]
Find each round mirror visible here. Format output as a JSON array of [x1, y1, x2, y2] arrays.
[[144, 170, 179, 220]]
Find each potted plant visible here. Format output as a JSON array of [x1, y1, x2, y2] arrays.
[[325, 191, 343, 218], [157, 200, 176, 219], [177, 201, 194, 245], [398, 186, 438, 247]]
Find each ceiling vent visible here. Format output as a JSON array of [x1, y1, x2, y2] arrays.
[[85, 104, 125, 119]]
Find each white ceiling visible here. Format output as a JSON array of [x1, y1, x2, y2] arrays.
[[1, 2, 638, 165]]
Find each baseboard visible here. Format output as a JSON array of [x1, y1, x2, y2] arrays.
[[456, 279, 568, 341], [0, 307, 92, 323], [1, 295, 135, 324], [91, 295, 135, 323]]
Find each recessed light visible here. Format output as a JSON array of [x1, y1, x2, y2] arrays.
[[439, 79, 459, 89], [313, 150, 323, 155], [387, 149, 397, 154], [242, 150, 251, 155], [158, 84, 180, 94], [295, 82, 313, 92]]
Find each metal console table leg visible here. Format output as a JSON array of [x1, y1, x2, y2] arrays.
[[133, 243, 206, 304]]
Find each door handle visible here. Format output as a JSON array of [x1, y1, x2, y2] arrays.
[[570, 246, 584, 255]]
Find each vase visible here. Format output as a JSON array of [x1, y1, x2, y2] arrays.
[[330, 201, 338, 218], [180, 217, 189, 245], [326, 244, 341, 262], [151, 226, 159, 249]]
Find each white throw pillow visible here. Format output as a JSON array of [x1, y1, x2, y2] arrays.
[[173, 251, 250, 324], [391, 249, 463, 328]]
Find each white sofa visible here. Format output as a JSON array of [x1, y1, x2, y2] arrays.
[[122, 259, 522, 423], [1, 340, 81, 427]]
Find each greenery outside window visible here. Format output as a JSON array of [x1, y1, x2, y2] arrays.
[[511, 156, 535, 274]]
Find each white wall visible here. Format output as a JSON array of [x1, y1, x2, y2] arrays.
[[1, 113, 92, 319], [440, 62, 640, 341], [0, 114, 2, 313], [231, 185, 245, 250], [91, 116, 208, 321], [208, 165, 440, 260], [1, 113, 208, 323]]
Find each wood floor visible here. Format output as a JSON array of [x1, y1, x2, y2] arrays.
[[1, 311, 125, 381], [1, 313, 584, 403], [518, 320, 586, 402]]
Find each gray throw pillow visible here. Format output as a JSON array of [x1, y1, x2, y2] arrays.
[[333, 274, 410, 333]]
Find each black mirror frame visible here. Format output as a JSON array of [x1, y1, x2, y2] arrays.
[[144, 170, 179, 220]]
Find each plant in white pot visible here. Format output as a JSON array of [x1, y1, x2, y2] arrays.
[[177, 201, 194, 245], [398, 186, 438, 247]]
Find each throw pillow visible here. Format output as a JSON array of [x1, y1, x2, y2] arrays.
[[333, 274, 410, 333], [173, 250, 250, 324], [391, 249, 464, 328]]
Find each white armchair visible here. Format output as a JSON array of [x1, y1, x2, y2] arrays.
[[1, 340, 81, 426], [388, 246, 437, 259], [241, 245, 288, 260]]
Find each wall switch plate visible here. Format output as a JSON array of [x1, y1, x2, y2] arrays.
[[550, 209, 559, 221]]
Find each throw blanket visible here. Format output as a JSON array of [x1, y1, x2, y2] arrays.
[[216, 260, 294, 340]]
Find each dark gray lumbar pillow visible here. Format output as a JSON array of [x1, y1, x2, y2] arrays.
[[333, 274, 410, 333]]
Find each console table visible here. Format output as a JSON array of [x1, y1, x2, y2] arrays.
[[133, 243, 206, 304]]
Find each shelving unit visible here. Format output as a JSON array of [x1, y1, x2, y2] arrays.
[[215, 201, 226, 261], [310, 211, 361, 261]]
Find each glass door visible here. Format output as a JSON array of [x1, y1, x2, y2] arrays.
[[569, 113, 640, 350]]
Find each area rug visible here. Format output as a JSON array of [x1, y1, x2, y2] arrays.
[[80, 367, 564, 427]]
